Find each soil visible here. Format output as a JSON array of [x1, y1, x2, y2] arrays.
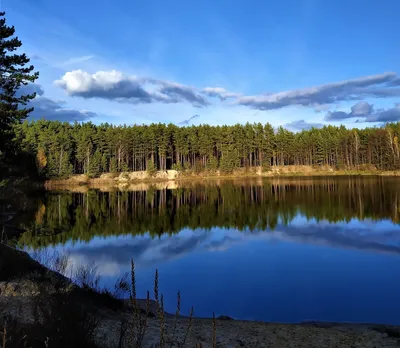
[[97, 313, 400, 348]]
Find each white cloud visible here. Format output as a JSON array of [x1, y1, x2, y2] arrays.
[[55, 69, 210, 107]]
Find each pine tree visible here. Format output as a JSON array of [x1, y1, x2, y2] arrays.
[[207, 155, 218, 172], [0, 12, 38, 178], [89, 150, 102, 178], [263, 123, 274, 168], [146, 159, 156, 176], [220, 149, 239, 173], [101, 153, 108, 173], [109, 157, 117, 173], [58, 151, 73, 178]]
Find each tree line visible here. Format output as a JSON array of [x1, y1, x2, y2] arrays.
[[13, 120, 400, 179]]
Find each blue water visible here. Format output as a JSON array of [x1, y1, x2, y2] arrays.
[[47, 215, 400, 324]]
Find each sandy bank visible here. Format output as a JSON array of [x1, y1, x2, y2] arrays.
[[98, 315, 400, 348], [43, 166, 400, 192]]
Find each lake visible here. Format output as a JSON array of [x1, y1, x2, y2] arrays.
[[17, 177, 400, 324]]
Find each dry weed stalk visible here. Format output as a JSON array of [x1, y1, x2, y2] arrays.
[[73, 262, 100, 291], [178, 306, 194, 348], [128, 259, 150, 348], [212, 312, 217, 348], [154, 268, 168, 347], [153, 269, 197, 348], [159, 294, 165, 348], [169, 291, 181, 347], [154, 269, 159, 311]]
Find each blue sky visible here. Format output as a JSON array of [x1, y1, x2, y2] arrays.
[[7, 0, 400, 130]]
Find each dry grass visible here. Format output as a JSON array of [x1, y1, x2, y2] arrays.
[[0, 246, 217, 348], [114, 261, 198, 348]]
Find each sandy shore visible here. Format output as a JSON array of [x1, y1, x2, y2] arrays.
[[3, 292, 399, 347], [97, 312, 400, 348], [44, 166, 400, 190], [2, 280, 400, 348]]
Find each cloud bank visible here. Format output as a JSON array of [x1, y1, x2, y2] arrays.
[[55, 70, 211, 107], [326, 101, 400, 123], [19, 83, 97, 122], [325, 101, 374, 121], [236, 72, 399, 111], [29, 97, 97, 122], [55, 70, 400, 118]]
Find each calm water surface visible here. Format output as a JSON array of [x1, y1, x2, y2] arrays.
[[17, 177, 400, 324]]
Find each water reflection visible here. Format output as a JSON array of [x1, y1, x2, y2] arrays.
[[17, 177, 400, 324], [18, 177, 400, 248], [62, 220, 400, 277]]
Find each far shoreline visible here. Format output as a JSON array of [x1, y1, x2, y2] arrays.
[[44, 165, 400, 189]]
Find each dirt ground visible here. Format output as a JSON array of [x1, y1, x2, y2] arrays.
[[97, 313, 400, 348]]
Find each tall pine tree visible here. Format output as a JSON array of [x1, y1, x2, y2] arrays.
[[0, 12, 38, 179]]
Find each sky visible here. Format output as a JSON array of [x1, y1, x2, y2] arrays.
[[7, 0, 400, 130]]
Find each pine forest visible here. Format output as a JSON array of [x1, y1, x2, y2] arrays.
[[13, 120, 400, 179]]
